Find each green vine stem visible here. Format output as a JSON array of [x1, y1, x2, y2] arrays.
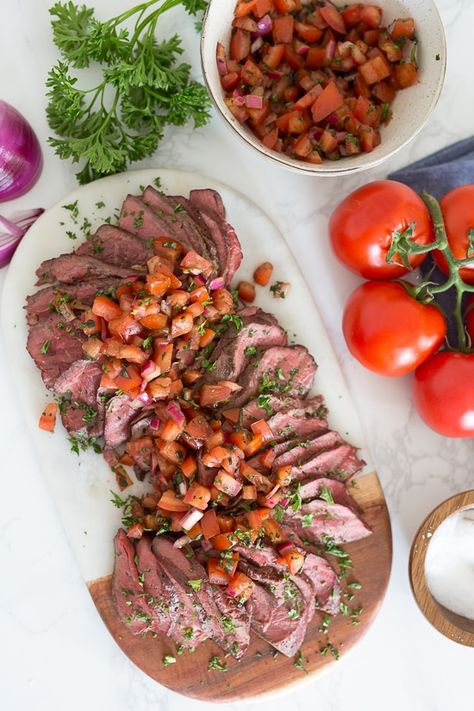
[[389, 191, 474, 353]]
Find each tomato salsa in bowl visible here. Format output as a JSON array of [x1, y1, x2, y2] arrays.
[[201, 0, 446, 175]]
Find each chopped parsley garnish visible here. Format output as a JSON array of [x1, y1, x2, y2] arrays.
[[221, 615, 235, 633], [293, 651, 307, 673], [318, 485, 335, 504], [290, 483, 302, 513], [340, 602, 349, 616], [244, 346, 257, 357], [301, 513, 314, 527], [348, 581, 362, 590], [40, 339, 50, 354], [133, 212, 144, 228], [66, 230, 77, 240], [273, 504, 285, 523], [221, 313, 243, 331], [257, 393, 273, 417], [62, 200, 79, 222], [208, 655, 227, 672], [269, 281, 288, 299], [153, 177, 162, 188], [320, 643, 340, 660], [187, 579, 203, 592], [95, 200, 105, 209], [320, 614, 331, 633], [162, 654, 176, 667], [141, 335, 153, 350], [288, 607, 300, 620], [183, 627, 194, 640]]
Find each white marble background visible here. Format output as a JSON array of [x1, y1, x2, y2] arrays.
[[1, 1, 473, 709]]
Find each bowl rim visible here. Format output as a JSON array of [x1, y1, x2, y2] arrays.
[[409, 489, 474, 647], [200, 0, 447, 176]]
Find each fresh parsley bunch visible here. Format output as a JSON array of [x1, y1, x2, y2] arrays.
[[46, 0, 211, 184]]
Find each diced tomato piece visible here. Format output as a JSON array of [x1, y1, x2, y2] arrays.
[[139, 312, 168, 330], [250, 419, 274, 443], [283, 45, 304, 69], [275, 464, 293, 486], [114, 364, 142, 392], [211, 533, 235, 551], [242, 484, 257, 500], [147, 376, 172, 400], [272, 15, 294, 44], [230, 28, 251, 62], [244, 433, 263, 456], [237, 280, 256, 303], [394, 62, 418, 89], [247, 507, 271, 530], [117, 343, 147, 365], [159, 439, 187, 465], [293, 132, 312, 158], [240, 460, 273, 493], [354, 95, 379, 126], [214, 470, 243, 497], [82, 309, 102, 336], [359, 126, 376, 152], [234, 0, 257, 17], [233, 15, 258, 31], [158, 489, 189, 512], [261, 128, 279, 151], [181, 250, 213, 278], [201, 509, 220, 539], [360, 5, 382, 28], [221, 72, 240, 92], [319, 129, 337, 154], [263, 43, 285, 69], [262, 518, 285, 543], [247, 100, 270, 126], [358, 54, 391, 84], [153, 343, 173, 372], [320, 5, 346, 34], [170, 311, 193, 339], [274, 0, 296, 11], [293, 84, 322, 111], [288, 110, 311, 134], [284, 548, 305, 575], [241, 58, 265, 87], [38, 402, 57, 432], [161, 418, 184, 442], [207, 558, 230, 585], [342, 4, 362, 27], [82, 337, 104, 360], [371, 80, 396, 104], [294, 21, 323, 43], [390, 17, 415, 41], [108, 313, 143, 343], [225, 96, 249, 124], [306, 47, 326, 69], [92, 295, 122, 322], [183, 483, 211, 510], [311, 80, 344, 123], [253, 261, 273, 286], [145, 273, 170, 298], [212, 288, 234, 315], [259, 447, 276, 469], [378, 35, 402, 62], [254, 0, 273, 17], [227, 572, 254, 602]]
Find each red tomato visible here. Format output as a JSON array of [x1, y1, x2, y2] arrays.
[[329, 180, 434, 279], [433, 185, 474, 284], [342, 281, 446, 376], [413, 352, 474, 437]]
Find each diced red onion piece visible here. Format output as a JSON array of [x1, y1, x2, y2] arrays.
[[135, 390, 152, 406], [179, 508, 204, 531], [0, 207, 44, 268], [245, 94, 263, 109], [177, 479, 188, 497], [165, 401, 185, 426], [279, 497, 289, 507], [277, 541, 295, 556], [325, 39, 336, 61], [256, 14, 272, 35], [174, 534, 192, 549], [296, 44, 309, 56], [232, 90, 245, 107], [251, 36, 263, 53], [200, 538, 213, 552], [208, 276, 225, 291], [150, 417, 160, 430], [267, 70, 283, 80], [216, 42, 228, 77], [194, 274, 206, 286]]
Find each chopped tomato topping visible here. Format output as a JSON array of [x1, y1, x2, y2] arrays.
[[38, 403, 57, 432]]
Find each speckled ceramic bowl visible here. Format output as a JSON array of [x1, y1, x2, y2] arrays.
[[201, 0, 447, 176]]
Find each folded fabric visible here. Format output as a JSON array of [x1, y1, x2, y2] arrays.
[[388, 137, 474, 346], [388, 136, 474, 198]]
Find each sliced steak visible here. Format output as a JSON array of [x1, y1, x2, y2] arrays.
[[290, 443, 364, 483], [241, 394, 326, 427], [211, 586, 251, 660], [266, 407, 328, 444], [238, 559, 309, 657], [104, 394, 140, 449], [35, 253, 141, 286], [298, 477, 361, 512], [135, 536, 177, 635], [76, 224, 153, 267], [164, 195, 220, 273], [189, 201, 242, 285], [25, 277, 119, 325], [153, 537, 227, 650], [112, 529, 155, 635], [272, 431, 342, 469], [26, 314, 85, 388], [206, 320, 288, 383], [54, 360, 103, 437], [285, 500, 371, 545], [210, 308, 280, 364], [224, 345, 317, 410], [303, 552, 341, 615], [190, 188, 226, 219]]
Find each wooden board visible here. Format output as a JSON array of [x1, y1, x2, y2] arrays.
[[89, 471, 391, 702]]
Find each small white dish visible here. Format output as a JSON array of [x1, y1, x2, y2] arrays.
[[201, 0, 447, 176]]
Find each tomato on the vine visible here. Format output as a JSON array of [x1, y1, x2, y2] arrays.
[[329, 180, 434, 279], [413, 352, 474, 437], [433, 185, 474, 284], [342, 281, 446, 377]]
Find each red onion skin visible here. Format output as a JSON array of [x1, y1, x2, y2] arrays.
[[0, 101, 42, 202]]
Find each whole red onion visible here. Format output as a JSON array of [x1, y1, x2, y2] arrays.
[[0, 100, 42, 202]]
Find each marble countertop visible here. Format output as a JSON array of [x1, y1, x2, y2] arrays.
[[1, 1, 473, 709]]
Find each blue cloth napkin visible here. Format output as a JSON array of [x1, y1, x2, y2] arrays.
[[388, 137, 474, 347]]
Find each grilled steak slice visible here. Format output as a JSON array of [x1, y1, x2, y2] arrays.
[[25, 277, 119, 325], [224, 345, 317, 410], [206, 319, 288, 383], [54, 360, 103, 437], [35, 253, 141, 286], [112, 530, 156, 635], [272, 431, 342, 469], [303, 552, 341, 615], [76, 224, 153, 267], [189, 200, 242, 285], [135, 537, 176, 634], [210, 308, 279, 364], [290, 443, 364, 482], [241, 394, 326, 427], [298, 477, 361, 512], [190, 188, 226, 219], [26, 313, 85, 388], [153, 538, 227, 650], [164, 195, 220, 272], [211, 586, 251, 660], [104, 394, 140, 448], [238, 559, 309, 657], [285, 500, 371, 545]]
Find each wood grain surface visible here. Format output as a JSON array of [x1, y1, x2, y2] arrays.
[[409, 490, 474, 647], [88, 471, 391, 702]]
